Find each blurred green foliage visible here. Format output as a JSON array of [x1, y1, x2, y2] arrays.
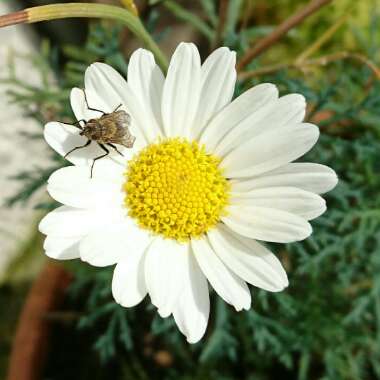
[[3, 1, 380, 379]]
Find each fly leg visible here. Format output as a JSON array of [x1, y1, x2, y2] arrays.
[[90, 143, 110, 178], [107, 143, 124, 157], [112, 104, 122, 112], [64, 139, 92, 159], [57, 119, 86, 130], [82, 89, 106, 115]]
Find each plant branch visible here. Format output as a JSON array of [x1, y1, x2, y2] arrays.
[[0, 3, 168, 72], [238, 51, 380, 80], [236, 0, 333, 71]]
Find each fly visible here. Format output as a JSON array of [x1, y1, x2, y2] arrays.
[[62, 89, 135, 178]]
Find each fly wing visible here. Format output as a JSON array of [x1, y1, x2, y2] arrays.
[[113, 110, 131, 127], [99, 110, 131, 127], [107, 110, 135, 148], [122, 132, 136, 148]]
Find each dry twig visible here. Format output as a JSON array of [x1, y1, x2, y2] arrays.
[[236, 0, 333, 71], [238, 51, 380, 80], [212, 0, 229, 49]]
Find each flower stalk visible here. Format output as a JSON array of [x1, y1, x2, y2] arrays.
[[0, 3, 168, 72]]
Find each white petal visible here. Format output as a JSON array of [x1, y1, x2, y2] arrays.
[[231, 187, 326, 220], [144, 238, 189, 317], [267, 93, 306, 124], [173, 252, 210, 343], [44, 121, 97, 166], [161, 42, 201, 138], [128, 48, 165, 135], [79, 227, 122, 266], [39, 206, 100, 237], [191, 237, 250, 311], [44, 122, 130, 167], [208, 225, 288, 292], [39, 206, 120, 261], [85, 62, 160, 147], [221, 123, 319, 178], [231, 163, 338, 194], [190, 47, 236, 140], [84, 62, 127, 112], [215, 94, 306, 157], [80, 219, 152, 267], [222, 205, 312, 243], [112, 247, 148, 307], [43, 235, 81, 260], [47, 166, 124, 209], [199, 83, 278, 152]]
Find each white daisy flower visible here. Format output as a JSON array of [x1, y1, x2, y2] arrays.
[[39, 43, 338, 343]]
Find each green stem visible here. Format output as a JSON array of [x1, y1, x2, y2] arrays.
[[25, 3, 168, 72]]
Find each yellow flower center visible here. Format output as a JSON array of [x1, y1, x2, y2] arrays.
[[123, 138, 230, 242]]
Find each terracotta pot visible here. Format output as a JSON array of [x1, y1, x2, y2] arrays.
[[6, 262, 72, 380]]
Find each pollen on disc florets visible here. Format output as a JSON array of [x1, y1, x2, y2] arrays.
[[123, 138, 230, 242]]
